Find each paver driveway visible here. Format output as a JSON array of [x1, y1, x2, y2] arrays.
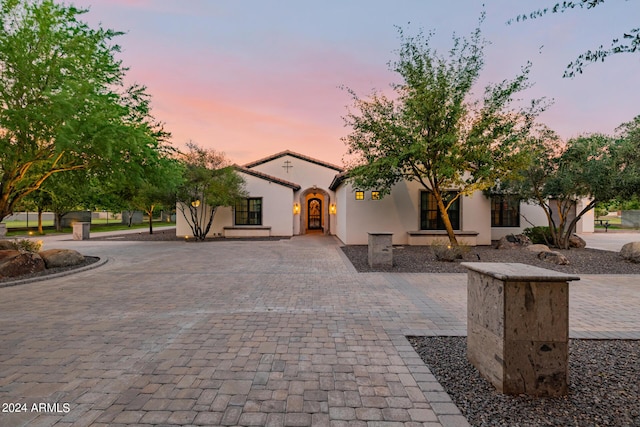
[[1, 234, 639, 426]]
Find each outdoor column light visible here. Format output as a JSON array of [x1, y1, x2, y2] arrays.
[[329, 203, 337, 214], [293, 203, 300, 214]]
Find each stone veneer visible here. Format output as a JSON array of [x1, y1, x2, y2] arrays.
[[462, 262, 579, 397], [72, 222, 90, 241], [367, 232, 393, 268]]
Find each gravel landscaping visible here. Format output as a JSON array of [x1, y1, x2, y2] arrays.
[[409, 336, 640, 427], [340, 244, 640, 274]]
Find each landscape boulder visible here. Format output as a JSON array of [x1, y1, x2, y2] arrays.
[[496, 234, 532, 249], [0, 250, 45, 278], [538, 251, 570, 265], [0, 240, 15, 250], [568, 234, 587, 249], [527, 244, 551, 253], [620, 242, 640, 263], [39, 249, 85, 269]]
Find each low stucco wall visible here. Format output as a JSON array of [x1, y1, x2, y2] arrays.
[[621, 210, 640, 228]]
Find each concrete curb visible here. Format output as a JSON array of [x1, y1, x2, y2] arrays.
[[0, 256, 109, 288]]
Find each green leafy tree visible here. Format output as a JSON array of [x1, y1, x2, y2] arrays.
[[511, 1, 639, 77], [15, 193, 47, 234], [501, 124, 640, 248], [133, 155, 184, 234], [34, 171, 94, 232], [0, 0, 159, 221], [176, 143, 246, 241], [342, 20, 545, 245], [612, 115, 640, 199]]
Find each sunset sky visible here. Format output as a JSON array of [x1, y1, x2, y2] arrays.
[[73, 0, 639, 165]]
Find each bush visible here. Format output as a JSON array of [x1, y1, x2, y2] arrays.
[[523, 226, 552, 245], [594, 207, 608, 219], [431, 239, 470, 262], [10, 239, 43, 253]]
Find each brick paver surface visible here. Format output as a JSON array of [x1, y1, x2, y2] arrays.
[[1, 235, 638, 426]]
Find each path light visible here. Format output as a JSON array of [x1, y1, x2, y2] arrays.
[[329, 203, 337, 214], [293, 203, 300, 215]]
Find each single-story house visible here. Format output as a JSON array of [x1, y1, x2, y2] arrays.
[[175, 150, 594, 245]]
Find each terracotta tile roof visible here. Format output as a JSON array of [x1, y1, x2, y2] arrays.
[[329, 171, 348, 191]]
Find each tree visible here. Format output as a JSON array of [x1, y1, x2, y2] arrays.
[[132, 155, 184, 234], [176, 143, 246, 241], [511, 1, 639, 77], [30, 171, 91, 232], [612, 115, 640, 199], [0, 0, 159, 221], [500, 123, 640, 248], [342, 21, 545, 245]]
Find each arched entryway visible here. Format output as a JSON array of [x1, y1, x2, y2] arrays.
[[299, 187, 330, 235]]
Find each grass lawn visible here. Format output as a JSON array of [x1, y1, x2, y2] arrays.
[[594, 215, 640, 230], [3, 220, 175, 237]]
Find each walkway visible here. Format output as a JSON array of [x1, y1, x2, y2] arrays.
[[579, 229, 640, 252], [1, 233, 639, 426]]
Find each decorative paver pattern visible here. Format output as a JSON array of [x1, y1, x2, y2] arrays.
[[1, 234, 639, 426]]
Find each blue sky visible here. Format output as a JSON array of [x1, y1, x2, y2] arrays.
[[73, 0, 640, 164]]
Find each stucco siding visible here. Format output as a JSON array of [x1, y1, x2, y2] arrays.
[[241, 172, 293, 236], [249, 154, 340, 191], [336, 181, 492, 245]]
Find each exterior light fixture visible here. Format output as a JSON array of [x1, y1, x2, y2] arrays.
[[293, 203, 300, 214], [191, 200, 201, 208], [329, 204, 337, 214]]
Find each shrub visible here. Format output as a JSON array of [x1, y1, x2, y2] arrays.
[[523, 226, 552, 245], [431, 239, 470, 262], [594, 207, 608, 219], [10, 239, 43, 253]]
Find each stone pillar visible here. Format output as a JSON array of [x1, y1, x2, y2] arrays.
[[461, 262, 579, 397], [0, 223, 6, 238], [368, 232, 393, 268], [73, 222, 90, 241]]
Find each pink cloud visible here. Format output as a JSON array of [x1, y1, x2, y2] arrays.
[[120, 42, 395, 165]]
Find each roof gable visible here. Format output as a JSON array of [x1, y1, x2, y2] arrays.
[[233, 165, 301, 190], [243, 150, 344, 173]]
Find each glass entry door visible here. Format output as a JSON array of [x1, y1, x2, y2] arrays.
[[308, 198, 322, 230]]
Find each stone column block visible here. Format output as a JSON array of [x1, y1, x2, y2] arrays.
[[367, 232, 393, 268], [462, 262, 579, 397], [72, 222, 90, 241]]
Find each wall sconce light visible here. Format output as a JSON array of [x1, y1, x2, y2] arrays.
[[191, 199, 201, 208], [293, 203, 300, 214], [329, 203, 337, 214]]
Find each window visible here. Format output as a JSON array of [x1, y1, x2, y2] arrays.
[[371, 191, 380, 200], [355, 191, 364, 200], [235, 198, 262, 225], [420, 191, 460, 230], [491, 195, 520, 227]]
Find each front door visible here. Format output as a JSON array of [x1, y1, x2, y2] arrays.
[[308, 198, 322, 230]]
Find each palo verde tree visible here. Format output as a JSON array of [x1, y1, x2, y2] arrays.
[[342, 18, 545, 245], [0, 0, 160, 221], [176, 143, 246, 241], [511, 1, 639, 77]]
